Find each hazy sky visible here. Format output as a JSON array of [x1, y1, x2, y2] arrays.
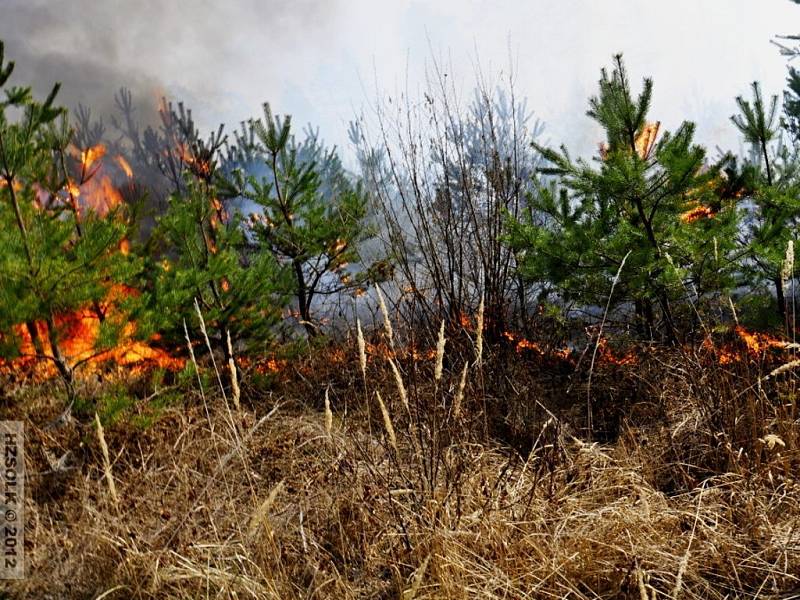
[[2, 0, 799, 162]]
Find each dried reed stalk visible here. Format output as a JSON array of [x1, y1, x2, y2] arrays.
[[434, 319, 446, 382], [388, 357, 409, 412], [768, 359, 800, 378], [475, 296, 485, 365], [402, 554, 430, 600], [248, 480, 284, 538], [375, 391, 397, 451], [454, 361, 468, 417], [375, 285, 394, 348], [324, 387, 333, 436], [94, 413, 119, 509], [226, 329, 241, 411], [587, 251, 630, 439], [183, 318, 205, 402], [193, 298, 228, 405], [357, 318, 367, 380]]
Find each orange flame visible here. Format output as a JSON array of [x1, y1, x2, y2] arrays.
[[635, 122, 660, 160], [681, 204, 715, 224], [114, 155, 134, 179], [598, 121, 660, 160], [80, 144, 107, 173], [0, 286, 184, 379]]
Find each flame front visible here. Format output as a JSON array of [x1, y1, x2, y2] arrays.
[[1, 286, 184, 379]]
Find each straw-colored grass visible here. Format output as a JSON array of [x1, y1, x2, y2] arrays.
[[2, 317, 799, 599]]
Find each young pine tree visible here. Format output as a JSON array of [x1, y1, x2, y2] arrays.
[[240, 105, 374, 336], [509, 55, 740, 342], [150, 109, 287, 364], [0, 41, 141, 391], [730, 82, 800, 324]]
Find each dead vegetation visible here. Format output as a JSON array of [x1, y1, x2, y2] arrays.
[[2, 327, 799, 599]]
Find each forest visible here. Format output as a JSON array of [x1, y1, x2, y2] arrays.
[[1, 10, 800, 599]]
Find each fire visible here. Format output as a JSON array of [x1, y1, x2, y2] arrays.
[[66, 179, 81, 199], [595, 337, 637, 365], [178, 144, 212, 180], [66, 145, 129, 217], [114, 155, 134, 179], [635, 121, 660, 160], [681, 204, 715, 223], [598, 121, 660, 160], [703, 325, 788, 364], [1, 286, 184, 379], [0, 178, 23, 193], [80, 144, 106, 173], [78, 174, 124, 216], [733, 325, 786, 354], [330, 239, 347, 254], [502, 331, 573, 360]]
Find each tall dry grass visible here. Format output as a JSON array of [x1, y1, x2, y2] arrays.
[[2, 307, 799, 599]]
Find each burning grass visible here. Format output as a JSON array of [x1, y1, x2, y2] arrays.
[[2, 323, 799, 599]]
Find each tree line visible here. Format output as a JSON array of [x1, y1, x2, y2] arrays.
[[2, 36, 800, 392]]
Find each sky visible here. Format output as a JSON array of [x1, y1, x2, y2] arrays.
[[1, 0, 799, 164]]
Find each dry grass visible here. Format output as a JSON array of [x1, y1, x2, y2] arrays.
[[2, 333, 799, 599]]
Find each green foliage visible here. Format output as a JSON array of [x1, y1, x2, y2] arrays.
[[0, 41, 142, 386], [509, 55, 740, 341], [731, 81, 800, 321], [151, 177, 288, 355], [240, 104, 376, 335]]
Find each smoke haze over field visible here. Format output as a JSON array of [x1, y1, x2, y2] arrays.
[[1, 0, 799, 160]]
